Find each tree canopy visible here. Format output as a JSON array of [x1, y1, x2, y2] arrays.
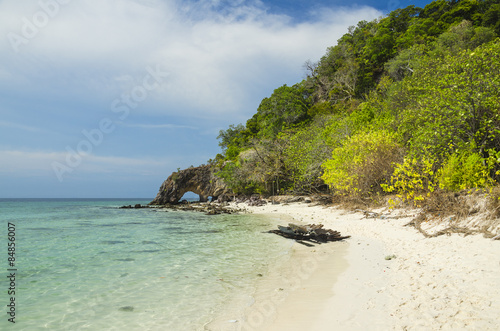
[[214, 0, 500, 200]]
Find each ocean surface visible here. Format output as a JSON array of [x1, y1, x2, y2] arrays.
[[0, 199, 291, 330]]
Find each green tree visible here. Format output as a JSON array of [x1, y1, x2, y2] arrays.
[[434, 20, 496, 54], [217, 124, 245, 151], [283, 117, 333, 193], [253, 84, 311, 138], [482, 4, 500, 34], [385, 44, 427, 81], [397, 40, 500, 163]]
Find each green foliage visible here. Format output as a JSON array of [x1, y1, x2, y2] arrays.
[[214, 0, 500, 199], [253, 84, 311, 138], [437, 149, 493, 191], [282, 117, 333, 193], [216, 161, 263, 195], [217, 124, 245, 151], [217, 135, 295, 195], [483, 4, 500, 34], [349, 102, 375, 127], [382, 156, 438, 207], [395, 39, 500, 162], [321, 130, 402, 196], [434, 20, 496, 54], [307, 101, 335, 117], [385, 44, 427, 81]]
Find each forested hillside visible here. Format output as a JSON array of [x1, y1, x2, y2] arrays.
[[213, 0, 500, 207]]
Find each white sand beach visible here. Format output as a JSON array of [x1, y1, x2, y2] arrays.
[[210, 200, 500, 331]]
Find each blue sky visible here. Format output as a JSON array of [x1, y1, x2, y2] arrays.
[[0, 0, 432, 198]]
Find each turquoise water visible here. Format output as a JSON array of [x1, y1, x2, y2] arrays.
[[0, 199, 291, 330]]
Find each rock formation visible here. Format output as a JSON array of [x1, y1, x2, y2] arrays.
[[150, 165, 232, 204]]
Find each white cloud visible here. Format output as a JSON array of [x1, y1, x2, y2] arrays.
[[0, 1, 384, 196], [0, 0, 382, 118]]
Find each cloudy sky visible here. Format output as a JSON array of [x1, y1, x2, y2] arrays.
[[0, 0, 432, 198]]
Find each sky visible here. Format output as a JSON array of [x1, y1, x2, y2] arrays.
[[0, 0, 433, 198]]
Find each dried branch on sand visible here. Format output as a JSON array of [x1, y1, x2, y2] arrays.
[[269, 223, 350, 243]]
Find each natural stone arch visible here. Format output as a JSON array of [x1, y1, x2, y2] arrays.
[[150, 165, 231, 205]]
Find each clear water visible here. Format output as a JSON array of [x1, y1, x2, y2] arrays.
[[0, 199, 291, 330]]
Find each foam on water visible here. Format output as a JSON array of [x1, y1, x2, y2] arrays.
[[0, 199, 290, 330]]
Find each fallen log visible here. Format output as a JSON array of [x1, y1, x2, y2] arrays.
[[269, 223, 350, 243]]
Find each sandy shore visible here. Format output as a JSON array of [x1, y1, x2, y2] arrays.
[[209, 200, 500, 330]]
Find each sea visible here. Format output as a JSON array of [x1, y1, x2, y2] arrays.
[[0, 199, 292, 330]]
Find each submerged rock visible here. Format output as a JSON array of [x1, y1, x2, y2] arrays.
[[119, 204, 148, 209]]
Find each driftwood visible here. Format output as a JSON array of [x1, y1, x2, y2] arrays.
[[269, 223, 350, 243]]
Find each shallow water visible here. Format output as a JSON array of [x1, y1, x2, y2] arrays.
[[0, 199, 291, 330]]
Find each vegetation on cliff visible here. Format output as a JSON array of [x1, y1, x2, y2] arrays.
[[213, 0, 500, 208]]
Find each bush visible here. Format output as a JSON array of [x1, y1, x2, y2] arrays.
[[382, 156, 438, 207], [321, 130, 402, 196], [437, 150, 493, 191]]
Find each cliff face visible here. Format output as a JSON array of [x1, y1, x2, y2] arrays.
[[150, 165, 231, 204]]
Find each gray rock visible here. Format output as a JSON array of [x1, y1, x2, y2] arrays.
[[150, 165, 232, 205]]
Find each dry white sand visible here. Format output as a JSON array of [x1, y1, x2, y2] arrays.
[[209, 201, 500, 331]]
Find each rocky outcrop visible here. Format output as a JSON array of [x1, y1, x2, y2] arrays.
[[150, 165, 232, 205]]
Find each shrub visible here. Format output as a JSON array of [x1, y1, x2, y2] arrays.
[[437, 150, 493, 191], [382, 156, 438, 207], [321, 130, 402, 196]]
